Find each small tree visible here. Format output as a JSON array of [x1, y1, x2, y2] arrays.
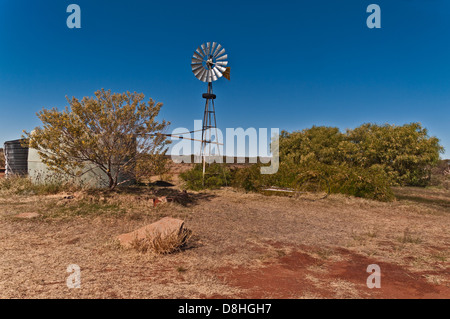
[[23, 89, 170, 190], [134, 151, 171, 182]]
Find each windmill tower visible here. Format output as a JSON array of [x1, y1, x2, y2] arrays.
[[191, 42, 230, 180]]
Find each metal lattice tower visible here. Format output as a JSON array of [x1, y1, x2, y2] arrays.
[[200, 82, 219, 177], [191, 42, 229, 180]]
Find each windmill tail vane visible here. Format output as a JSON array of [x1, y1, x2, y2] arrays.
[[223, 67, 231, 81]]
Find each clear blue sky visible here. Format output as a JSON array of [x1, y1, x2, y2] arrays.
[[0, 0, 449, 158]]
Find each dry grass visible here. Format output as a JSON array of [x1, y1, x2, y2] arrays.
[[397, 228, 423, 244], [130, 228, 192, 254], [0, 181, 449, 298]]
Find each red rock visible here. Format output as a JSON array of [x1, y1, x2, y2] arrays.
[[117, 217, 185, 248]]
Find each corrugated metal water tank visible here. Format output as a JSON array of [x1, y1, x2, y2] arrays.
[[28, 147, 135, 188], [4, 139, 29, 176], [28, 147, 106, 187]]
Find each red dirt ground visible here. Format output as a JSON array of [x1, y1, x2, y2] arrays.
[[214, 243, 450, 299]]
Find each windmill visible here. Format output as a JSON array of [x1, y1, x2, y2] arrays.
[[191, 42, 230, 180]]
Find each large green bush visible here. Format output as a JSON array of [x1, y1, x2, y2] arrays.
[[280, 123, 443, 187], [347, 123, 443, 186], [231, 160, 394, 201]]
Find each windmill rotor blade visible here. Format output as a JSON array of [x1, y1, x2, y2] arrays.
[[211, 71, 218, 82], [216, 54, 228, 61], [194, 70, 204, 80], [215, 61, 228, 66], [192, 58, 203, 65], [201, 43, 207, 56], [213, 67, 223, 78], [191, 64, 204, 72], [216, 50, 226, 59], [193, 52, 203, 60], [196, 47, 205, 58], [213, 44, 222, 57], [215, 65, 226, 73], [211, 42, 217, 55], [201, 69, 209, 82], [206, 69, 213, 82], [199, 68, 209, 81], [197, 69, 206, 82], [194, 67, 206, 77], [207, 69, 217, 82], [206, 42, 211, 56], [214, 48, 226, 58]]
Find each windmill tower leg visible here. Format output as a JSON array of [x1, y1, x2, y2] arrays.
[[201, 87, 209, 183], [200, 82, 221, 185]]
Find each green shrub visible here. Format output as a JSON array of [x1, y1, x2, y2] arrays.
[[230, 161, 394, 202], [180, 163, 231, 190], [327, 164, 394, 201], [230, 164, 265, 192]]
